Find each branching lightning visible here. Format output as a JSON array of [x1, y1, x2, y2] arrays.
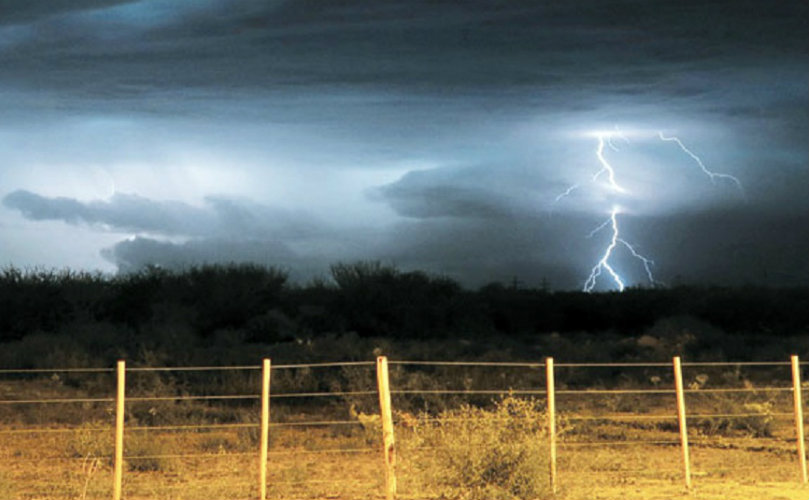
[[620, 238, 656, 285], [553, 183, 580, 203], [583, 207, 625, 292], [552, 131, 624, 205], [592, 134, 625, 192], [606, 126, 630, 151], [586, 214, 614, 239], [552, 127, 743, 292], [583, 207, 657, 293], [657, 131, 745, 194]]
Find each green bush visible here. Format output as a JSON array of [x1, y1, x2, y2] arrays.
[[410, 396, 552, 500]]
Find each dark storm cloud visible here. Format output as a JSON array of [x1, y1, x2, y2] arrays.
[[628, 210, 809, 288], [97, 205, 809, 290], [103, 237, 300, 275], [98, 212, 595, 288], [3, 188, 591, 286], [2, 190, 324, 240], [371, 216, 590, 288], [370, 164, 542, 219], [2, 0, 805, 98], [1, 0, 806, 288], [368, 208, 809, 289], [0, 0, 137, 25], [7, 187, 805, 289]]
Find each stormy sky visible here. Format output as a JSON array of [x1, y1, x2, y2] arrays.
[[1, 0, 807, 290]]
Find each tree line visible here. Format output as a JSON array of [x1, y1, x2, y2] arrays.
[[0, 262, 806, 368]]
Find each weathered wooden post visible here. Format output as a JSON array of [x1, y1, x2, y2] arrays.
[[673, 356, 692, 489], [113, 360, 125, 500], [546, 357, 558, 495], [791, 355, 807, 483], [376, 356, 396, 500], [259, 358, 271, 499]]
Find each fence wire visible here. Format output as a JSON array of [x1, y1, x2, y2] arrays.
[[1, 356, 806, 498], [560, 439, 681, 447], [127, 394, 258, 402], [566, 414, 677, 421], [127, 365, 260, 372], [0, 367, 114, 374], [0, 397, 114, 404], [390, 360, 543, 368], [0, 426, 111, 435], [391, 389, 546, 395]]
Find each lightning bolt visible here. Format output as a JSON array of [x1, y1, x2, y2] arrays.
[[553, 183, 580, 203], [606, 125, 630, 151], [583, 207, 625, 292], [657, 131, 745, 194], [593, 134, 626, 192], [583, 207, 658, 292], [549, 127, 743, 292], [620, 238, 657, 286], [552, 132, 644, 291], [580, 130, 657, 292], [553, 132, 625, 205]]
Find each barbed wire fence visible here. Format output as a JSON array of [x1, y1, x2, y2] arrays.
[[0, 357, 807, 499]]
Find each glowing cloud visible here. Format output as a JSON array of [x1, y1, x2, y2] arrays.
[[555, 127, 745, 292]]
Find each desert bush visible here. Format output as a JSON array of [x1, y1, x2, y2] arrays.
[[237, 426, 261, 451], [69, 421, 114, 463], [125, 434, 176, 472], [347, 402, 381, 445], [691, 392, 776, 438], [408, 396, 553, 500], [0, 471, 16, 499], [198, 432, 239, 453]]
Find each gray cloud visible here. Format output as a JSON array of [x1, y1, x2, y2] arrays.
[[103, 236, 300, 275], [94, 212, 594, 288], [370, 136, 790, 221], [2, 190, 324, 240], [6, 181, 806, 289], [369, 164, 542, 219], [4, 190, 206, 234], [86, 204, 809, 290]]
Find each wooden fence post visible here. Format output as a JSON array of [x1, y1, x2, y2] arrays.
[[673, 356, 692, 489], [791, 355, 807, 483], [546, 357, 557, 495], [376, 356, 396, 500], [113, 360, 125, 500], [259, 358, 271, 500]]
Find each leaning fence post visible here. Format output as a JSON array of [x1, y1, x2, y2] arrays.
[[259, 358, 271, 500], [673, 356, 692, 489], [546, 357, 558, 495], [113, 360, 125, 500], [791, 355, 807, 483], [376, 356, 396, 500]]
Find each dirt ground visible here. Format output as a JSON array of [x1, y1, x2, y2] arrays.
[[572, 481, 808, 500], [2, 433, 808, 499]]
